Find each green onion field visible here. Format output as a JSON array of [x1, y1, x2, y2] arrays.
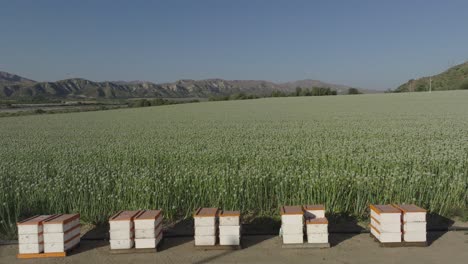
[[1, 91, 467, 237]]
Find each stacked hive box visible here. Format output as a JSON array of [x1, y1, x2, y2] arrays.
[[43, 214, 80, 253], [134, 210, 163, 249], [370, 204, 401, 243], [394, 204, 427, 243], [17, 215, 54, 254], [109, 210, 140, 249], [303, 205, 325, 219], [303, 205, 328, 244], [280, 206, 304, 244], [194, 208, 218, 246], [219, 211, 241, 246]]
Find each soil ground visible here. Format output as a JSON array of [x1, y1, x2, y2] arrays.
[[1, 231, 467, 264]]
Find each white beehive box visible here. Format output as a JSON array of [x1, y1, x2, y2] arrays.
[[369, 204, 401, 243], [194, 208, 218, 246], [394, 204, 427, 242], [134, 210, 163, 249], [109, 210, 140, 249], [219, 210, 241, 246], [43, 214, 80, 253], [303, 204, 325, 219], [17, 215, 55, 254], [280, 206, 304, 244], [306, 217, 328, 244]]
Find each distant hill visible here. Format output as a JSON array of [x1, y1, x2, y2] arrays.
[[0, 71, 370, 100], [396, 61, 468, 92], [0, 71, 35, 86]]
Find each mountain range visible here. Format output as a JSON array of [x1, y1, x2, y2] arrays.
[[0, 71, 371, 100]]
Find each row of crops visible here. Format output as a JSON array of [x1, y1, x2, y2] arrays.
[[1, 91, 467, 238]]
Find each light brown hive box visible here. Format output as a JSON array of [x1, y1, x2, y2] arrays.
[[305, 218, 328, 234], [280, 206, 303, 225], [219, 210, 240, 226], [17, 215, 56, 235], [306, 217, 329, 244], [303, 204, 325, 219], [393, 204, 427, 223], [109, 210, 140, 231], [134, 210, 162, 230], [370, 204, 401, 223], [194, 208, 219, 227]]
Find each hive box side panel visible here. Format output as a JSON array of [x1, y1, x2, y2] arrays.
[[404, 232, 426, 242], [195, 226, 217, 236], [306, 224, 327, 234], [110, 239, 134, 250], [219, 216, 239, 226], [307, 233, 328, 243], [19, 243, 44, 254], [281, 215, 303, 226], [194, 217, 216, 227], [219, 226, 240, 236], [110, 229, 134, 240], [282, 234, 303, 244], [281, 224, 304, 235], [219, 235, 240, 245], [194, 235, 216, 246]]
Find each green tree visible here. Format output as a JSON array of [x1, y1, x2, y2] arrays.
[[295, 87, 302, 96], [348, 88, 361, 95]]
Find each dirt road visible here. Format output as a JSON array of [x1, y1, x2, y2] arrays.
[[1, 231, 467, 264]]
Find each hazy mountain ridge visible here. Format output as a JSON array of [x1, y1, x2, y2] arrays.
[[396, 61, 468, 92], [0, 71, 368, 99]]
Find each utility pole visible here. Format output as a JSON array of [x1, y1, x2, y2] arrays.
[[429, 77, 432, 93]]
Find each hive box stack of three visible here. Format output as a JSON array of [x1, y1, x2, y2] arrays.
[[109, 211, 140, 249], [280, 206, 304, 244], [134, 210, 163, 249], [394, 204, 427, 243], [219, 210, 241, 246], [370, 204, 402, 243], [194, 208, 218, 246], [43, 214, 80, 253]]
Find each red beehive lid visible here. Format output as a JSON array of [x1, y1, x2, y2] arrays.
[[219, 210, 240, 217], [393, 204, 427, 213], [194, 208, 219, 217], [370, 204, 400, 214], [109, 210, 141, 221], [135, 210, 162, 220], [280, 206, 303, 215], [306, 217, 328, 225], [44, 214, 80, 225], [17, 215, 56, 226], [303, 204, 325, 210]]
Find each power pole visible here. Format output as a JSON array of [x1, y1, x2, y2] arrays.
[[429, 77, 432, 93]]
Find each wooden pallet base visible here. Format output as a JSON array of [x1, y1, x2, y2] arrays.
[[110, 239, 164, 254], [282, 242, 330, 249], [17, 243, 80, 259], [370, 234, 428, 247], [195, 243, 242, 250]]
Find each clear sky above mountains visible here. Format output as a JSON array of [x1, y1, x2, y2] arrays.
[[1, 0, 467, 90]]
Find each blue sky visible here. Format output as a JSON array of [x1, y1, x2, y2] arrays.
[[1, 0, 467, 90]]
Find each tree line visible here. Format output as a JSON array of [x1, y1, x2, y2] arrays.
[[209, 87, 361, 101]]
